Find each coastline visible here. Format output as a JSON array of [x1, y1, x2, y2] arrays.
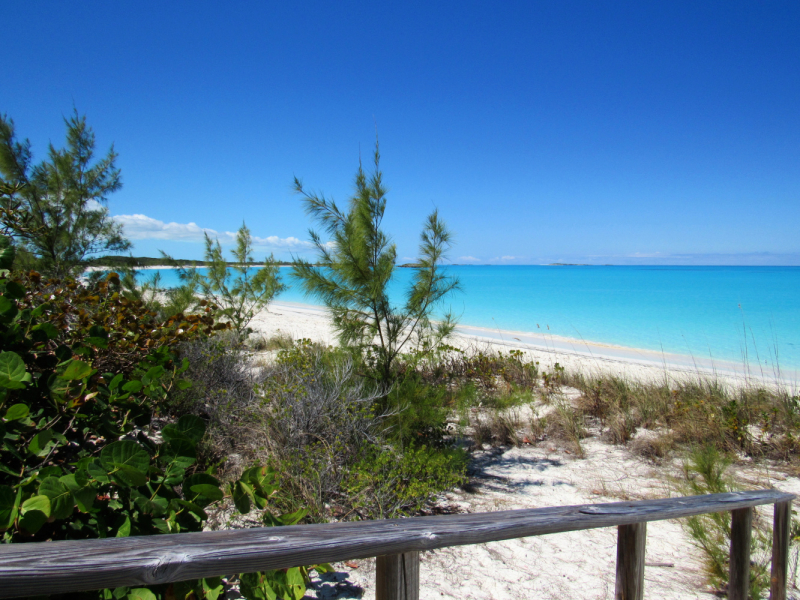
[[258, 300, 799, 390]]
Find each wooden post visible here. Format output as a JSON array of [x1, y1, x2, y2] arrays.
[[615, 522, 646, 600], [771, 500, 792, 600], [376, 552, 420, 600], [729, 507, 753, 600]]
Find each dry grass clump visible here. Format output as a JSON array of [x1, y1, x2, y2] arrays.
[[465, 408, 525, 448], [629, 431, 675, 462], [544, 397, 587, 457], [247, 331, 294, 352], [564, 370, 800, 462], [173, 333, 270, 476], [408, 345, 540, 393]]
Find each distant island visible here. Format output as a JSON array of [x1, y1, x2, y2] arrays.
[[88, 255, 300, 268]]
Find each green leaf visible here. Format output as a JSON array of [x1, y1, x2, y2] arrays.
[[88, 325, 108, 339], [160, 464, 186, 486], [4, 280, 26, 300], [176, 379, 192, 391], [31, 302, 50, 319], [145, 365, 165, 381], [19, 509, 47, 534], [243, 464, 277, 489], [87, 459, 111, 484], [286, 567, 305, 600], [126, 588, 157, 600], [19, 495, 51, 533], [4, 403, 29, 421], [202, 577, 225, 600], [277, 508, 307, 526], [20, 495, 50, 517], [0, 351, 30, 389], [240, 573, 278, 600], [131, 490, 168, 517], [175, 499, 208, 520], [31, 322, 59, 340], [86, 337, 108, 349], [183, 473, 222, 506], [100, 440, 151, 474], [161, 414, 206, 445], [313, 563, 334, 574], [108, 373, 124, 390], [113, 464, 148, 487], [189, 483, 223, 502], [0, 296, 18, 322], [232, 481, 252, 514], [62, 359, 93, 381], [60, 474, 96, 512], [161, 439, 197, 470], [116, 516, 131, 537], [122, 380, 142, 393], [38, 477, 74, 520], [28, 429, 55, 457], [0, 485, 17, 530], [54, 344, 73, 362]]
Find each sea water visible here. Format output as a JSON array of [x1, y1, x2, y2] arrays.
[[131, 265, 800, 370]]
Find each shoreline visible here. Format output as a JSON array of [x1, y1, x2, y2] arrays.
[[261, 300, 800, 390]]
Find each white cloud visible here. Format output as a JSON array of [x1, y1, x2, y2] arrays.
[[114, 214, 315, 251], [458, 256, 481, 262], [501, 255, 516, 260]]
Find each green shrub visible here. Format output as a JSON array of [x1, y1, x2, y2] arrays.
[[380, 372, 450, 445], [0, 262, 321, 599], [679, 446, 771, 596], [342, 444, 467, 519]]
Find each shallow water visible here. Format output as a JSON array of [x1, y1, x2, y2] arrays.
[[130, 265, 800, 369]]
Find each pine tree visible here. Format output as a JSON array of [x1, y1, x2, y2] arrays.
[[171, 223, 285, 338], [292, 142, 459, 381], [0, 111, 129, 277]]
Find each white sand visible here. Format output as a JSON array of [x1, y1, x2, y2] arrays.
[[312, 438, 799, 600], [247, 301, 800, 599], [255, 301, 798, 391]]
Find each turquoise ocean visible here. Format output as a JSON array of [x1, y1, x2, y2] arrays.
[[135, 265, 800, 370]]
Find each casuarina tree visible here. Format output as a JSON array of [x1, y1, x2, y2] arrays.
[[0, 110, 129, 277], [292, 141, 459, 382]]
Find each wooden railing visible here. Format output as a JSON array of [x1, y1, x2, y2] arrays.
[[0, 490, 793, 600]]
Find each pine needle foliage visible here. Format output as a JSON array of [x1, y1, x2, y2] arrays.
[[0, 111, 129, 277], [170, 223, 285, 338], [292, 142, 459, 382]]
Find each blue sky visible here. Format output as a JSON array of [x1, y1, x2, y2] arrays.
[[3, 1, 800, 265]]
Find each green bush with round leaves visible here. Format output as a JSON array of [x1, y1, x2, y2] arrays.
[[0, 246, 325, 600]]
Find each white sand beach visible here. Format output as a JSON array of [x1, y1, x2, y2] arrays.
[[255, 301, 799, 391]]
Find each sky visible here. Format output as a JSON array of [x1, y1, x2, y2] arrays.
[[3, 1, 800, 265]]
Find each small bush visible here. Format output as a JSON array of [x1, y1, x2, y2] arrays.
[[381, 370, 450, 445], [678, 446, 772, 596], [342, 444, 467, 519], [0, 266, 319, 599], [564, 369, 800, 462], [546, 397, 587, 457]]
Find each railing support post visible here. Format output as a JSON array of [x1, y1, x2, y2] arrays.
[[615, 522, 646, 600], [729, 507, 753, 600], [376, 552, 420, 600], [770, 500, 792, 600]]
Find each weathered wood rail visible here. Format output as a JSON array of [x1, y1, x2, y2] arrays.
[[0, 490, 793, 600]]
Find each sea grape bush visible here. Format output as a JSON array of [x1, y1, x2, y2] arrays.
[[0, 251, 324, 600]]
